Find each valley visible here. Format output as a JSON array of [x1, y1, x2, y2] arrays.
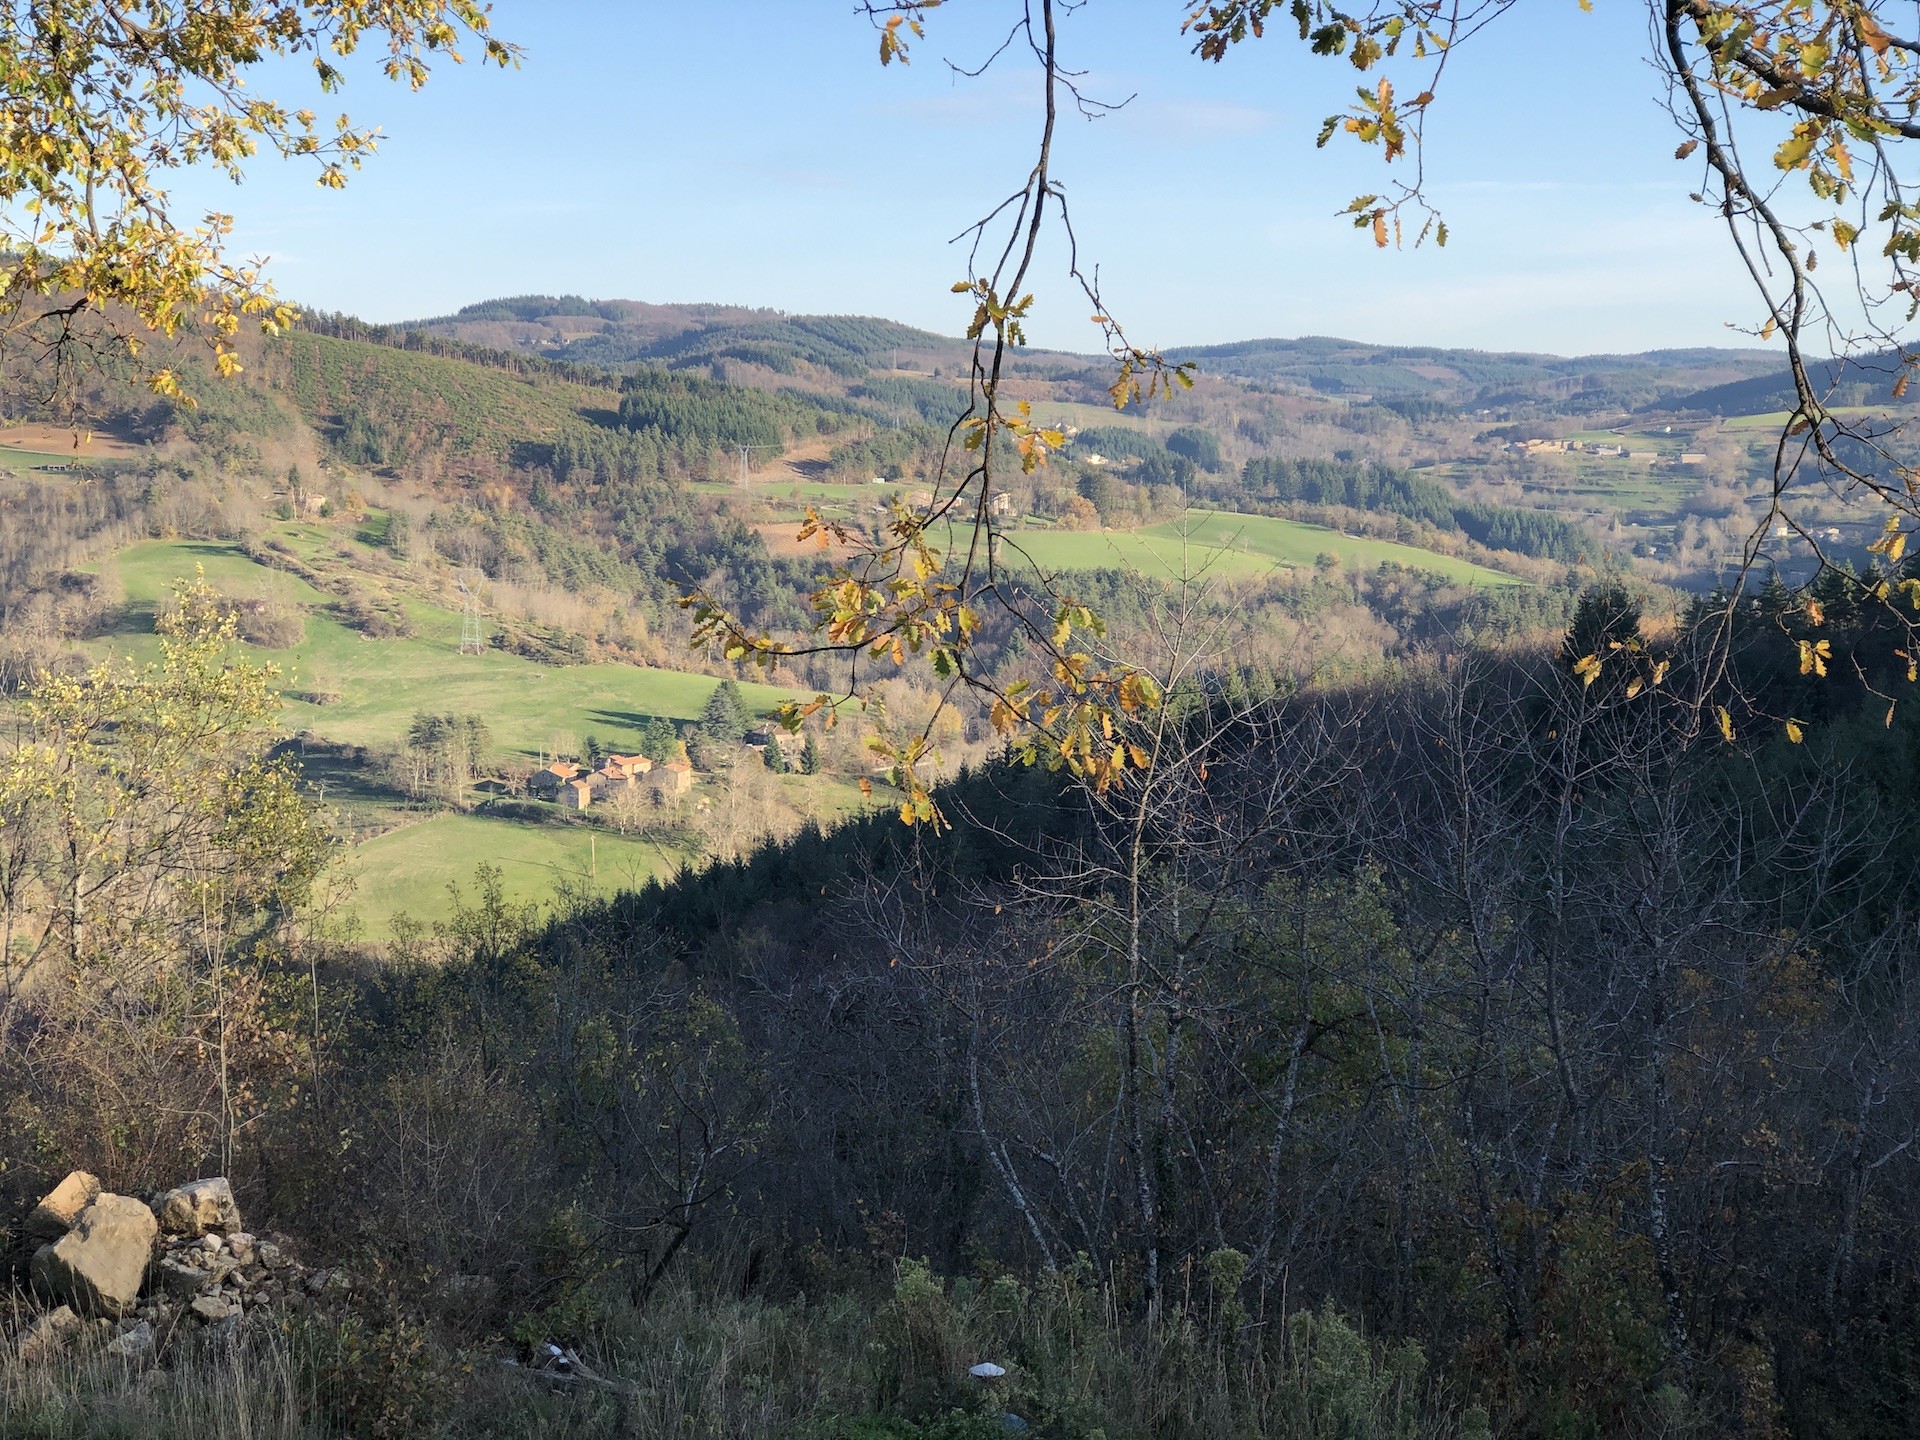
[[12, 10, 1920, 1434], [2, 294, 1906, 948]]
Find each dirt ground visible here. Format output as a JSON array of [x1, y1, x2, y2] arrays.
[[753, 521, 869, 560], [0, 422, 144, 457], [742, 438, 833, 487]]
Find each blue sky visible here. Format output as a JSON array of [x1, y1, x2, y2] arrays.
[[179, 2, 1777, 357]]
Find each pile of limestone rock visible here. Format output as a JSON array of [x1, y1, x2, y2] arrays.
[[4, 1169, 351, 1367]]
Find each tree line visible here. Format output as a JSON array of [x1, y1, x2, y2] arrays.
[[1241, 456, 1596, 563]]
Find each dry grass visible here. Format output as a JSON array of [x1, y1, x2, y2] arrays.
[[1, 1328, 313, 1440], [0, 1270, 1463, 1440]]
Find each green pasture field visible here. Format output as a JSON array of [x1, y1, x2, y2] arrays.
[[93, 539, 797, 757], [1448, 444, 1701, 520], [91, 535, 888, 941], [0, 447, 89, 472], [1560, 426, 1705, 447], [1521, 461, 1696, 517], [345, 813, 681, 939], [1008, 510, 1523, 587], [1029, 401, 1157, 433], [346, 768, 882, 939], [1719, 407, 1887, 431], [692, 478, 877, 500]]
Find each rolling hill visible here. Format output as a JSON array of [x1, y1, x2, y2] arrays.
[[1009, 511, 1523, 589], [395, 293, 1799, 421], [1167, 335, 1784, 412], [404, 294, 976, 379], [1661, 347, 1917, 416]]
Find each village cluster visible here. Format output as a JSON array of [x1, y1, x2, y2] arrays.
[[525, 749, 695, 811]]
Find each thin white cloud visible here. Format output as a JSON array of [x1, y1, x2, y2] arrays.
[[1125, 97, 1280, 139]]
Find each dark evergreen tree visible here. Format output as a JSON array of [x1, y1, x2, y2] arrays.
[[700, 680, 750, 743], [1560, 582, 1644, 669], [640, 717, 680, 764]]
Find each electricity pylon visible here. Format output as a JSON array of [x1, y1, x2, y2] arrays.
[[729, 443, 777, 488], [455, 568, 487, 655]]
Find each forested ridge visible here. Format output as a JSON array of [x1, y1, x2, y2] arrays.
[[1239, 457, 1595, 563], [8, 575, 1920, 1436], [426, 592, 1920, 1436], [0, 214, 1906, 1440]]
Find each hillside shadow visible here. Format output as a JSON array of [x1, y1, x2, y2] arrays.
[[272, 740, 411, 840], [149, 541, 239, 562], [94, 607, 158, 640], [582, 707, 671, 734]]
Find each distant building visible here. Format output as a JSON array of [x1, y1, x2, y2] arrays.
[[1678, 452, 1708, 465], [649, 758, 694, 800], [557, 778, 595, 811], [528, 761, 582, 799], [600, 753, 653, 781]]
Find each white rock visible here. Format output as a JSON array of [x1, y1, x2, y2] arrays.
[[26, 1172, 101, 1240], [153, 1178, 242, 1237], [152, 1254, 212, 1300], [189, 1295, 237, 1323], [30, 1195, 159, 1318]]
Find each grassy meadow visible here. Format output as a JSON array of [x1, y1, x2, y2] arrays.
[[343, 813, 680, 938], [95, 537, 796, 757], [85, 533, 886, 943], [0, 447, 81, 472], [1009, 509, 1524, 587], [85, 509, 1510, 947]]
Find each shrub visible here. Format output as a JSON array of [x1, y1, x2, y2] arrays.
[[236, 601, 306, 649]]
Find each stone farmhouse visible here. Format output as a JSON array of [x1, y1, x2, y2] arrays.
[[532, 753, 688, 811], [527, 761, 582, 800], [651, 757, 694, 798]]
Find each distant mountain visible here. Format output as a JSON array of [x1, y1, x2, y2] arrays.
[[406, 295, 971, 379], [1661, 349, 1915, 415], [397, 293, 1817, 419], [1167, 335, 1784, 414]]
